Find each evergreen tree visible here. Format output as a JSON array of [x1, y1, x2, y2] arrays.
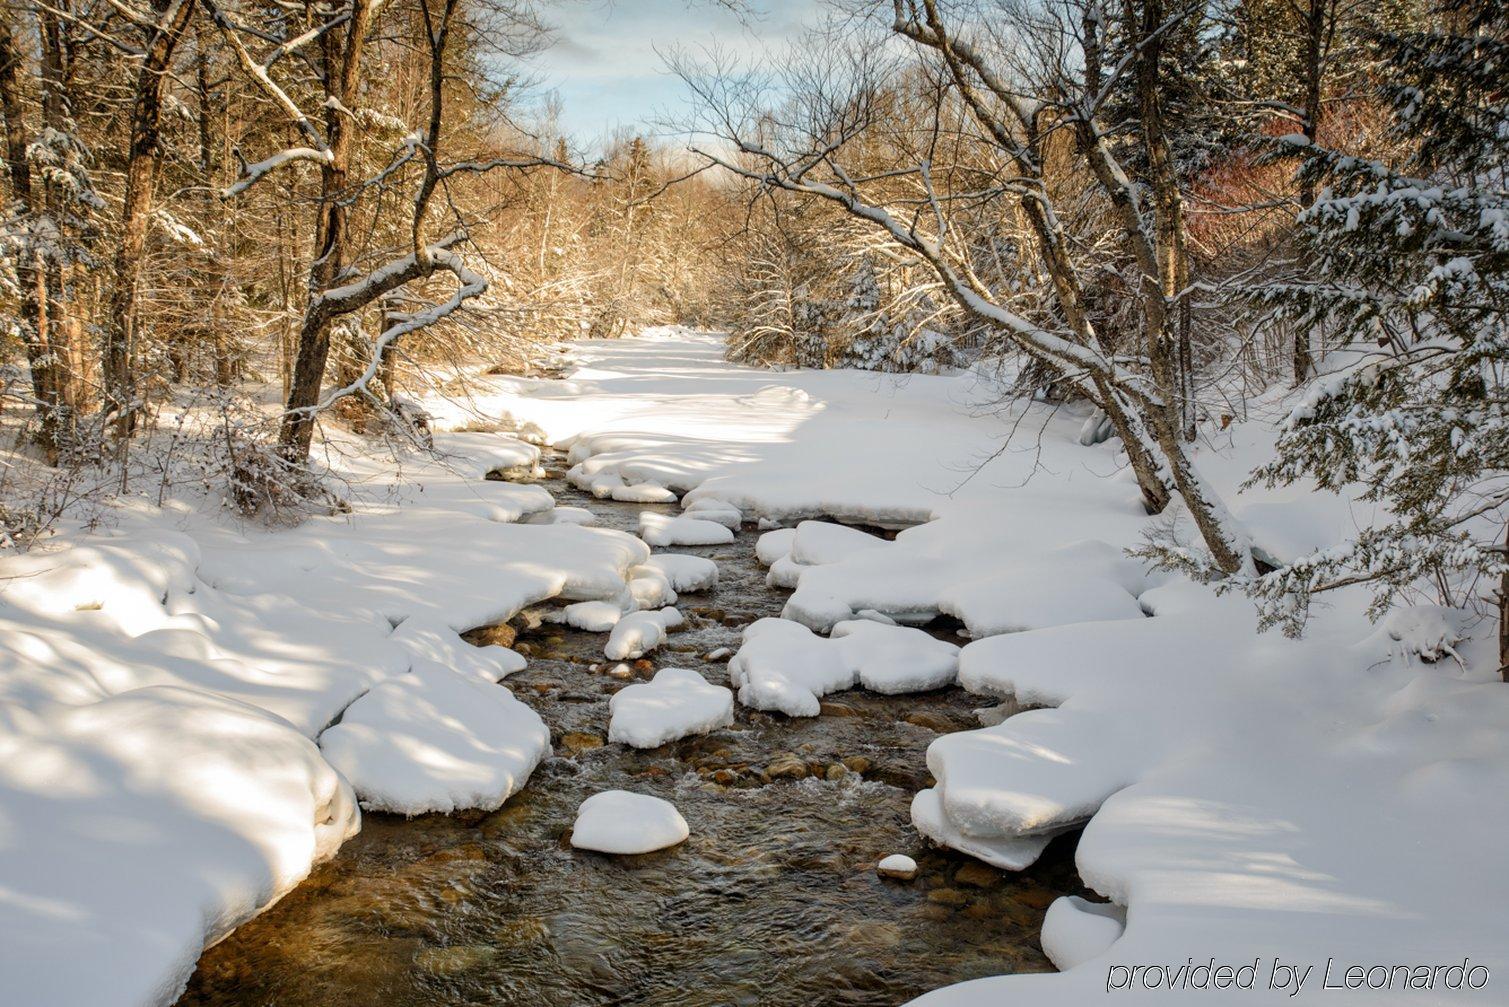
[[1242, 0, 1509, 675]]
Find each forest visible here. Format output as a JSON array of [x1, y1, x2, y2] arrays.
[[0, 0, 1505, 1005]]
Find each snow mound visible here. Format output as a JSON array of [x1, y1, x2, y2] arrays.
[[684, 497, 743, 529], [523, 505, 598, 526], [608, 668, 735, 748], [389, 613, 524, 683], [728, 617, 960, 716], [638, 553, 719, 593], [1040, 896, 1126, 970], [910, 788, 1057, 871], [611, 482, 679, 504], [319, 662, 550, 815], [0, 686, 357, 1007], [430, 431, 542, 480], [639, 512, 735, 547], [627, 566, 678, 609], [789, 520, 889, 565], [548, 600, 623, 632], [570, 790, 689, 854], [754, 527, 797, 566], [605, 607, 684, 660]]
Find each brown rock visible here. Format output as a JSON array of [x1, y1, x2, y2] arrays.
[[926, 887, 969, 908], [904, 711, 956, 733], [711, 769, 737, 785], [559, 732, 605, 756], [953, 861, 1002, 889], [765, 752, 808, 780], [824, 763, 849, 781], [819, 700, 860, 718], [842, 756, 873, 774], [463, 623, 516, 648]]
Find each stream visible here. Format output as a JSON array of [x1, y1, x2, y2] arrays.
[[177, 455, 1084, 1007]]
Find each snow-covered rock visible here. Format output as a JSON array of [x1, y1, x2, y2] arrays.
[[638, 553, 719, 593], [389, 613, 525, 683], [1040, 896, 1126, 970], [627, 566, 678, 609], [608, 668, 735, 748], [611, 482, 679, 504], [728, 617, 960, 716], [604, 607, 684, 660], [318, 662, 550, 815], [684, 497, 742, 529], [639, 512, 735, 547], [570, 791, 689, 854], [549, 599, 624, 632], [877, 853, 919, 880]]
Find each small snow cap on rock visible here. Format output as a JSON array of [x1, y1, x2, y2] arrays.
[[570, 790, 689, 855], [877, 853, 919, 880]]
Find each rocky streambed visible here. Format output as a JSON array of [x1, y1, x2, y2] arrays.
[[177, 456, 1083, 1007]]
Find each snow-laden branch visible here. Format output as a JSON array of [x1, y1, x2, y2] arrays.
[[309, 247, 486, 416]]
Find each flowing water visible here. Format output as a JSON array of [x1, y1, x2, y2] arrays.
[[177, 457, 1083, 1007]]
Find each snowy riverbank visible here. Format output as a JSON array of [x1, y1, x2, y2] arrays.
[[1, 328, 1504, 1005]]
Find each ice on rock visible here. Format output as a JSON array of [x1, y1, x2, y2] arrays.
[[1040, 896, 1126, 970], [319, 662, 550, 815], [570, 790, 689, 854], [728, 617, 960, 717], [549, 600, 623, 632], [638, 553, 719, 593], [604, 607, 684, 660], [608, 668, 735, 748], [638, 512, 735, 547], [389, 613, 524, 683], [611, 483, 679, 504]]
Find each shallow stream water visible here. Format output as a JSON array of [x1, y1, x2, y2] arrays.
[[178, 457, 1082, 1007]]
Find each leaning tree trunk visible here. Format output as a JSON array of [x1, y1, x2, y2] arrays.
[[103, 0, 195, 434]]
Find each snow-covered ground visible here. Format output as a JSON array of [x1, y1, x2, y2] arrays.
[[1, 326, 1504, 1005]]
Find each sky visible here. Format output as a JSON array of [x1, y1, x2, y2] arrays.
[[523, 0, 823, 147]]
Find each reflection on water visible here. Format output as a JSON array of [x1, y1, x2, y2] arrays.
[[178, 458, 1081, 1007]]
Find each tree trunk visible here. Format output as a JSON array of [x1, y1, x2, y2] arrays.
[[1293, 0, 1327, 385], [103, 0, 195, 433], [277, 0, 374, 462]]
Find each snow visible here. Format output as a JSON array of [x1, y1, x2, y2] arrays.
[[1039, 896, 1126, 970], [611, 482, 679, 504], [684, 496, 743, 529], [607, 667, 735, 748], [638, 553, 720, 592], [549, 599, 624, 632], [389, 613, 525, 684], [638, 511, 735, 547], [0, 686, 358, 1007], [6, 328, 1508, 1005], [604, 607, 684, 660], [728, 617, 960, 716], [318, 662, 550, 815], [570, 790, 689, 854], [877, 853, 920, 879], [432, 331, 1509, 1005]]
